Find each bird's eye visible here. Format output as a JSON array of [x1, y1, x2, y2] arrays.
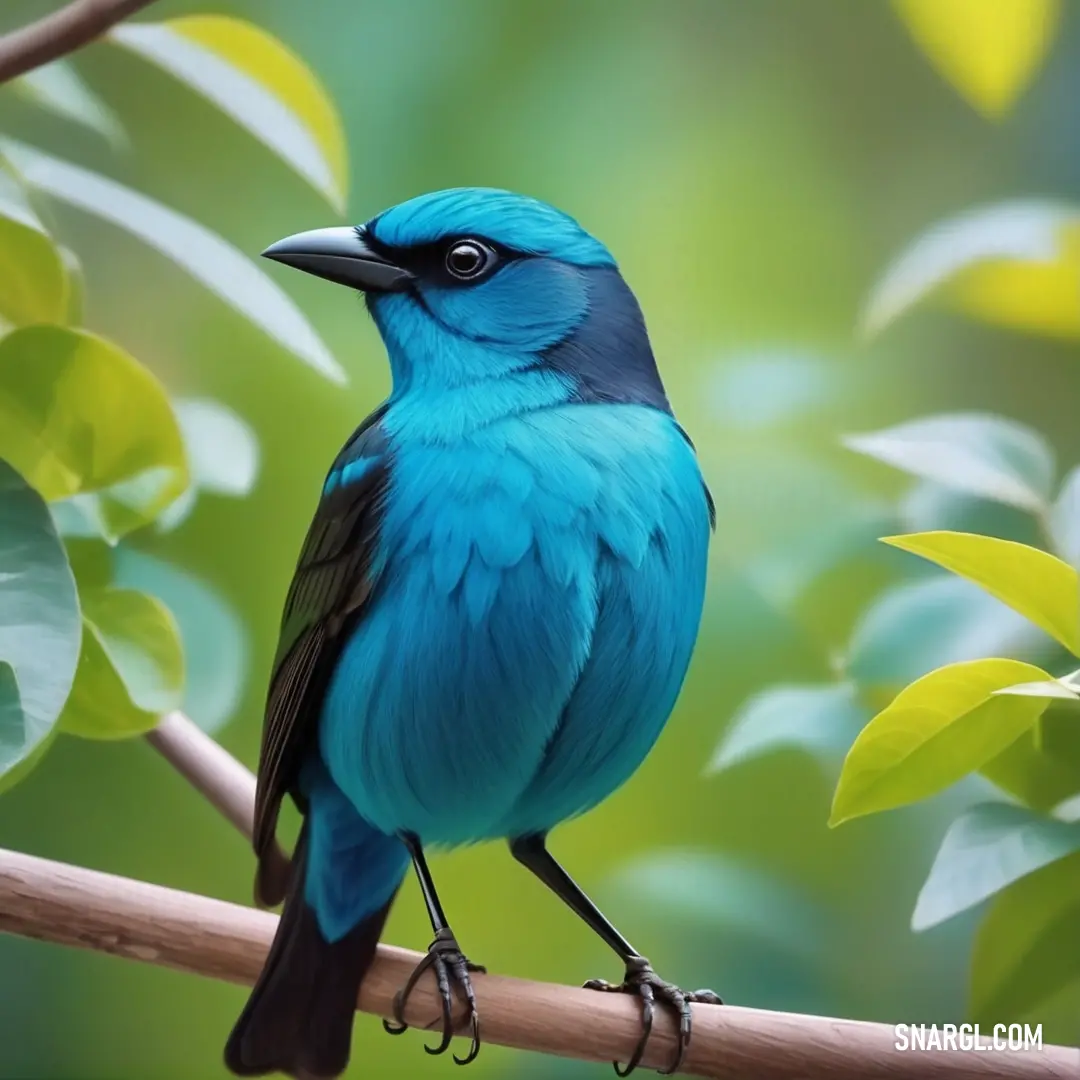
[[445, 239, 495, 281]]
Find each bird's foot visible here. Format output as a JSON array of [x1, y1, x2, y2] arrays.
[[382, 927, 484, 1066], [584, 956, 722, 1077]]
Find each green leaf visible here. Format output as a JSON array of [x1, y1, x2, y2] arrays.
[[11, 61, 126, 147], [913, 802, 1080, 930], [892, 0, 1061, 119], [846, 575, 1049, 691], [708, 682, 867, 775], [843, 413, 1054, 512], [882, 531, 1080, 655], [60, 587, 184, 739], [830, 658, 1055, 826], [861, 200, 1080, 340], [156, 398, 259, 531], [0, 461, 81, 781], [0, 140, 345, 384], [0, 163, 68, 327], [111, 16, 347, 211], [0, 325, 189, 540], [981, 723, 1080, 812], [1050, 465, 1080, 568], [113, 549, 248, 734], [969, 851, 1080, 1021]]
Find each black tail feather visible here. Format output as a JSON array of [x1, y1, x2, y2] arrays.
[[224, 826, 396, 1079]]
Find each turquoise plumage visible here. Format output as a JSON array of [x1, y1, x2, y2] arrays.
[[226, 189, 720, 1080]]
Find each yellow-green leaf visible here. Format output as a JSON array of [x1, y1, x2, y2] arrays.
[[893, 0, 1061, 118], [60, 587, 184, 739], [947, 222, 1080, 340], [861, 200, 1080, 340], [0, 325, 189, 539], [981, 722, 1080, 812], [0, 163, 67, 327], [110, 16, 347, 210], [882, 531, 1080, 655], [113, 549, 249, 736], [830, 658, 1054, 826], [2, 140, 345, 383]]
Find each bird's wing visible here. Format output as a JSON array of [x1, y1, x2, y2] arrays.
[[252, 403, 391, 906]]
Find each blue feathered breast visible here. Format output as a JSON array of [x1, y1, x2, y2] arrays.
[[319, 402, 711, 844]]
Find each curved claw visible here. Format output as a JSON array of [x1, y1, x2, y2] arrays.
[[454, 1011, 482, 1066], [424, 956, 456, 1056], [585, 962, 722, 1078], [382, 932, 484, 1066], [383, 986, 411, 1035], [383, 1015, 408, 1036], [656, 1004, 687, 1074], [385, 949, 435, 1037], [613, 980, 654, 1077]]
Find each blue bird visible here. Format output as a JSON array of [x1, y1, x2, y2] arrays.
[[224, 188, 720, 1080]]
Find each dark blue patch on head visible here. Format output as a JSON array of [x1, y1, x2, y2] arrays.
[[366, 188, 615, 268], [540, 267, 671, 415]]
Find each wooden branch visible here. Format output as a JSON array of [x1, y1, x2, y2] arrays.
[[1, 847, 1075, 1079], [0, 0, 159, 83]]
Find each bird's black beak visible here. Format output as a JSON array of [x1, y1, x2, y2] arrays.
[[261, 226, 413, 292]]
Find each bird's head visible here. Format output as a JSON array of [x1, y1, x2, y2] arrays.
[[264, 187, 669, 410]]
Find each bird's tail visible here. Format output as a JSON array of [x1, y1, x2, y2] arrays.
[[224, 792, 409, 1080]]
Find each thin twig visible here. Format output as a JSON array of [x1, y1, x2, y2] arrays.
[[145, 712, 260, 842], [144, 712, 290, 892], [0, 0, 159, 84], [1, 847, 1075, 1079]]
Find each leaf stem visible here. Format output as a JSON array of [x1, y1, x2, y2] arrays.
[[0, 0, 159, 84]]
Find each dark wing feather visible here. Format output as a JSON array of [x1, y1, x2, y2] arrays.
[[252, 404, 391, 906]]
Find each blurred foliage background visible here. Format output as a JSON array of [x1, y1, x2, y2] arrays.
[[1, 0, 1079, 1077]]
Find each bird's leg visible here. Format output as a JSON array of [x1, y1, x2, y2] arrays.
[[382, 832, 484, 1065], [509, 832, 722, 1077]]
